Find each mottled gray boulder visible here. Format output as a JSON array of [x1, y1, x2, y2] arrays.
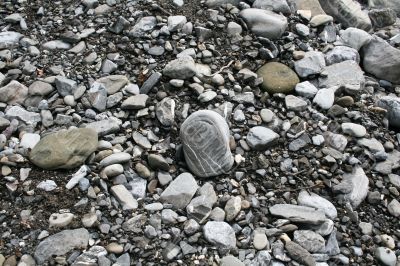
[[297, 190, 337, 219], [333, 166, 369, 209], [180, 110, 234, 177], [30, 128, 98, 170], [203, 221, 236, 250], [319, 0, 372, 31], [0, 31, 23, 49], [239, 9, 287, 40], [269, 204, 326, 224], [377, 96, 400, 128], [247, 126, 279, 150], [325, 46, 360, 65], [293, 230, 325, 253], [163, 56, 197, 79], [0, 80, 28, 105], [34, 228, 89, 264], [361, 37, 400, 84], [160, 172, 198, 209], [252, 0, 291, 15]]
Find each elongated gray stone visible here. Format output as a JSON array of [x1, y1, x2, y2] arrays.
[[180, 110, 234, 177], [269, 204, 326, 225], [34, 228, 89, 264], [297, 190, 337, 219]]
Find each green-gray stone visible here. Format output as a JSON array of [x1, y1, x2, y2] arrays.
[[29, 128, 98, 169], [257, 62, 300, 94]]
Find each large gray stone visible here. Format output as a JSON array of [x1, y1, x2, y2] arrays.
[[180, 110, 234, 177], [220, 255, 244, 266], [247, 126, 279, 150], [269, 204, 326, 224], [111, 185, 138, 210], [160, 172, 198, 209], [361, 37, 400, 84], [203, 221, 236, 250], [319, 60, 365, 94], [0, 80, 28, 105], [163, 56, 197, 79], [29, 128, 98, 170], [239, 8, 287, 40], [294, 51, 325, 78], [34, 228, 89, 264], [319, 0, 372, 31], [333, 166, 369, 209]]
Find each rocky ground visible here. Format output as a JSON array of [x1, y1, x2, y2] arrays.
[[1, 0, 400, 265]]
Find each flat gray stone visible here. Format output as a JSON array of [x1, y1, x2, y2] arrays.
[[340, 27, 372, 51], [34, 228, 89, 264], [252, 0, 291, 15], [269, 204, 326, 225], [180, 110, 234, 177], [85, 117, 121, 136], [95, 75, 129, 94], [160, 172, 198, 209], [220, 255, 244, 266], [156, 97, 176, 127], [110, 184, 138, 210], [247, 126, 279, 150]]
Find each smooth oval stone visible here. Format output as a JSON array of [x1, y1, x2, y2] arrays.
[[257, 62, 299, 94], [180, 110, 234, 177], [29, 128, 98, 170]]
